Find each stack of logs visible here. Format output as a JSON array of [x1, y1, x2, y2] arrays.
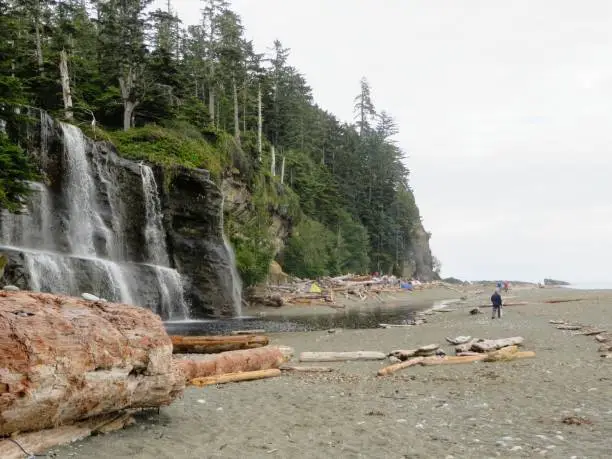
[[247, 273, 423, 309]]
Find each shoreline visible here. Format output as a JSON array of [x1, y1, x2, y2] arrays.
[[55, 286, 612, 458]]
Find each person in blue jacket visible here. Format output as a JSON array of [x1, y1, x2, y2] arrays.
[[491, 290, 503, 319]]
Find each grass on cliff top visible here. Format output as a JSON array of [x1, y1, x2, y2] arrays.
[[105, 123, 233, 179]]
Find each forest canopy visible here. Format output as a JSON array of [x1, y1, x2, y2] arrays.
[[0, 0, 426, 283]]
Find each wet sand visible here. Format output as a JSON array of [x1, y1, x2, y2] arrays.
[[54, 286, 611, 458]]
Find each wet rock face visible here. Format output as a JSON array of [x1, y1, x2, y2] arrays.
[[407, 222, 436, 282], [163, 167, 236, 318]]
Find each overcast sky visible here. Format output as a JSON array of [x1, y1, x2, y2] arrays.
[[166, 0, 612, 283]]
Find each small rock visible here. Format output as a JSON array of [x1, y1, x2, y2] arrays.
[[495, 441, 507, 447], [2, 285, 20, 292], [470, 307, 482, 315], [546, 445, 555, 449], [81, 292, 100, 301], [510, 446, 523, 451], [389, 356, 401, 364], [555, 435, 564, 441], [415, 423, 424, 429], [100, 298, 108, 302], [535, 435, 548, 440], [501, 436, 513, 441], [197, 399, 206, 404], [216, 407, 223, 411], [396, 419, 407, 423]]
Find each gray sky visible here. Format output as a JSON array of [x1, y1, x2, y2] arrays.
[[168, 0, 612, 283]]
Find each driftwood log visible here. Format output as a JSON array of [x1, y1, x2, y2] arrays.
[[377, 357, 425, 376], [280, 365, 334, 373], [471, 337, 524, 352], [190, 369, 281, 387], [299, 351, 386, 362], [0, 291, 184, 436], [170, 335, 269, 353], [0, 412, 135, 459], [175, 346, 291, 381]]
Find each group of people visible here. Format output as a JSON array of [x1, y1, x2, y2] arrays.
[[490, 280, 510, 319]]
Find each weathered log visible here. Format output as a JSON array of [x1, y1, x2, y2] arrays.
[[299, 351, 386, 362], [280, 365, 334, 373], [549, 319, 567, 324], [190, 369, 281, 387], [595, 334, 610, 343], [388, 349, 417, 360], [377, 357, 425, 376], [576, 328, 606, 336], [483, 345, 519, 362], [0, 412, 135, 459], [0, 291, 184, 436], [471, 337, 524, 352], [544, 298, 584, 304], [170, 335, 269, 353], [556, 324, 582, 330], [422, 355, 487, 365], [174, 346, 290, 381], [457, 351, 482, 357], [231, 329, 266, 336], [446, 336, 472, 345], [415, 344, 440, 356], [455, 339, 479, 354]]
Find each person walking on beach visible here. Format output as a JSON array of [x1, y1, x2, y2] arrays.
[[491, 289, 502, 319]]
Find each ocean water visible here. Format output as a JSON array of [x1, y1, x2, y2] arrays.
[[565, 282, 612, 290]]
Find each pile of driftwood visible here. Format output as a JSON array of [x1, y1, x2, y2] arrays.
[[550, 320, 611, 359], [247, 273, 433, 308]]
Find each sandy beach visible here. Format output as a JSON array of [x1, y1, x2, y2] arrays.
[[53, 286, 611, 458]]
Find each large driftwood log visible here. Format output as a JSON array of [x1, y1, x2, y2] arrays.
[[280, 365, 334, 373], [471, 337, 524, 352], [0, 291, 184, 436], [377, 357, 425, 376], [175, 346, 290, 381], [421, 355, 487, 365], [299, 351, 386, 362], [190, 369, 281, 387], [170, 335, 269, 353]]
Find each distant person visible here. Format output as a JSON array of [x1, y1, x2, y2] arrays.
[[503, 281, 510, 292], [491, 290, 502, 319], [496, 281, 502, 293]]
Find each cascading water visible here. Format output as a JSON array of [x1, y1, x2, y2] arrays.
[[140, 163, 189, 319], [220, 193, 243, 317]]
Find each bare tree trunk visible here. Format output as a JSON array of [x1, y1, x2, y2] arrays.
[[216, 98, 220, 130], [257, 83, 262, 161], [34, 15, 44, 76], [233, 77, 240, 143], [280, 155, 285, 184], [123, 101, 138, 131], [271, 145, 276, 177], [119, 66, 140, 131], [208, 87, 215, 126], [242, 85, 247, 133], [59, 50, 74, 120]]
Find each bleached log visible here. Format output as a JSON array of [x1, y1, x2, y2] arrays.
[[455, 339, 478, 353], [175, 346, 290, 381], [0, 412, 135, 459], [483, 345, 519, 362], [576, 328, 606, 336], [0, 291, 184, 436], [170, 335, 269, 353], [421, 355, 487, 365], [190, 369, 281, 387], [299, 351, 386, 362], [446, 336, 472, 345], [595, 334, 610, 343], [280, 365, 334, 373], [471, 337, 524, 352], [377, 357, 425, 376], [556, 325, 582, 330]]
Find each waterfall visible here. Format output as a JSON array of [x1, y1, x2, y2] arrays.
[[140, 163, 189, 319], [220, 193, 243, 317]]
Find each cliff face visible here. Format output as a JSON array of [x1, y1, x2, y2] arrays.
[[404, 222, 437, 282], [0, 111, 240, 318]]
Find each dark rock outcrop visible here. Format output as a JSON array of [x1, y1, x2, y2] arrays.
[[405, 222, 437, 281]]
